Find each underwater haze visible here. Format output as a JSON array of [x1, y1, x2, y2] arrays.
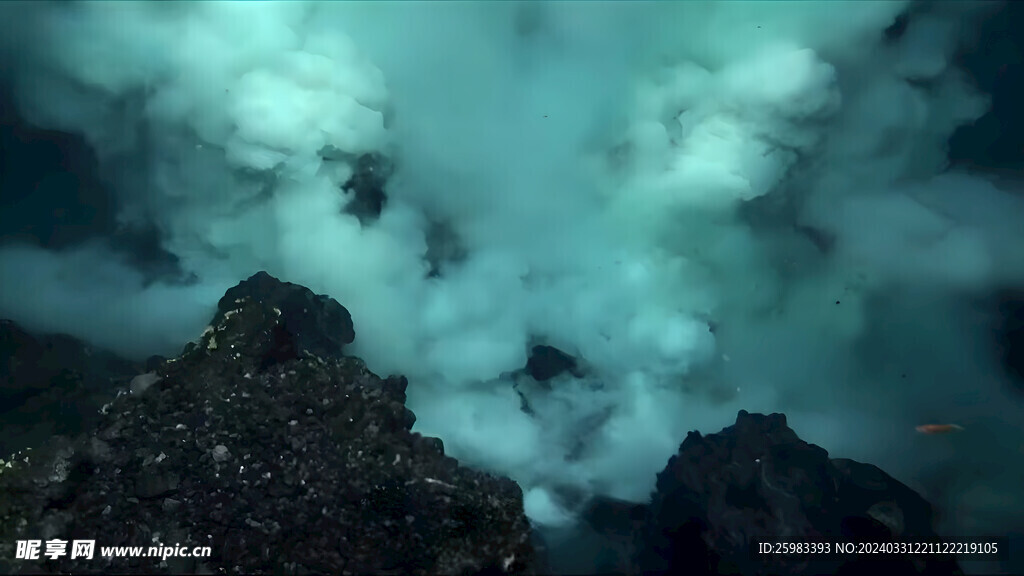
[[1, 1, 1023, 572]]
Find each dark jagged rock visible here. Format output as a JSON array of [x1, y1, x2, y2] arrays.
[[0, 320, 140, 456], [644, 411, 963, 575], [0, 271, 534, 575], [584, 411, 962, 575], [513, 345, 586, 416], [525, 345, 581, 383], [214, 270, 355, 366], [513, 345, 587, 419]]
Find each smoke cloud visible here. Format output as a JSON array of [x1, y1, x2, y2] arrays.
[[1, 1, 1022, 569]]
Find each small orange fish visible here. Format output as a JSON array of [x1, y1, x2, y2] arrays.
[[915, 424, 964, 434]]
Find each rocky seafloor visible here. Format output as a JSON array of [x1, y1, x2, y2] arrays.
[[0, 271, 965, 575]]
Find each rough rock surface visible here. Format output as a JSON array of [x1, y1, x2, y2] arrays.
[[212, 270, 355, 366], [1, 271, 973, 576], [0, 271, 534, 575], [585, 410, 964, 575]]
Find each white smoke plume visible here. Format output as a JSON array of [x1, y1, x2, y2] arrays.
[[1, 1, 1023, 568]]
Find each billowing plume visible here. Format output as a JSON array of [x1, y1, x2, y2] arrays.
[[1, 1, 1023, 558]]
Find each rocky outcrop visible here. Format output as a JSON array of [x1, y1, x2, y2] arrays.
[[0, 271, 972, 576], [208, 270, 356, 367], [585, 410, 963, 575], [524, 345, 582, 384], [513, 344, 586, 416], [0, 271, 534, 575]]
